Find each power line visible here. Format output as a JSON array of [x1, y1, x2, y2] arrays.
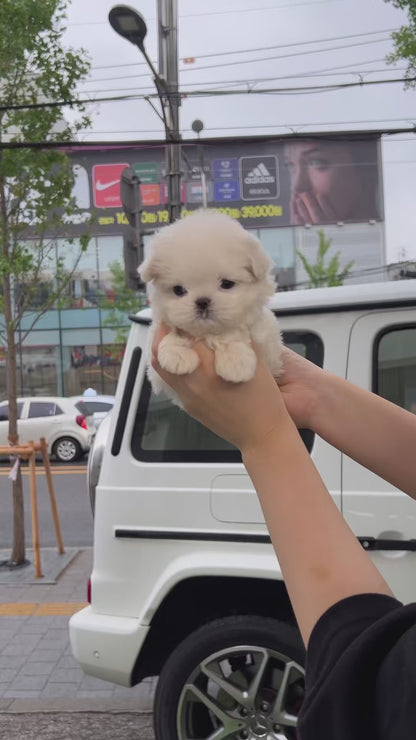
[[89, 32, 396, 74], [180, 28, 396, 61], [73, 124, 416, 136], [66, 0, 340, 26], [177, 38, 394, 75], [81, 40, 394, 87], [78, 62, 406, 97], [2, 74, 414, 114]]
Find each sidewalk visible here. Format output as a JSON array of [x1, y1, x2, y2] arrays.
[[0, 547, 156, 714]]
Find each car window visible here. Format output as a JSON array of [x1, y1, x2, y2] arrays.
[[375, 325, 416, 412], [75, 401, 93, 416], [82, 401, 113, 413], [130, 330, 323, 463], [0, 402, 24, 421], [28, 401, 61, 418]]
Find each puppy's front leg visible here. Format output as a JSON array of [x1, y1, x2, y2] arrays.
[[214, 341, 257, 383], [158, 331, 199, 375]]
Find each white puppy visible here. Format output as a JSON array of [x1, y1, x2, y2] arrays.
[[139, 209, 283, 404]]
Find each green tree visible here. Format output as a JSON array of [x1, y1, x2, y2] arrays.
[[0, 0, 92, 566], [102, 260, 146, 346], [385, 1, 416, 85], [297, 230, 354, 288]]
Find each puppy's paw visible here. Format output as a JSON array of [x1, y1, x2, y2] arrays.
[[158, 339, 199, 375], [268, 350, 283, 378], [215, 342, 257, 383]]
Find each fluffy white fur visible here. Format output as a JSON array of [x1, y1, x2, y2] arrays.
[[139, 209, 283, 405]]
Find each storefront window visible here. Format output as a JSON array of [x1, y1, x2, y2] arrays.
[[20, 346, 58, 396], [57, 237, 99, 309], [63, 342, 124, 396], [96, 235, 123, 306]]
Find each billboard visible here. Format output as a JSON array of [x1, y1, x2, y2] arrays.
[[67, 135, 383, 236]]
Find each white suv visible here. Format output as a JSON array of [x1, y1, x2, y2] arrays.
[[0, 396, 96, 462], [70, 280, 416, 739]]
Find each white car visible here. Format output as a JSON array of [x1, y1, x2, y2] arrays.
[[70, 279, 416, 739], [70, 395, 115, 428], [0, 396, 96, 462]]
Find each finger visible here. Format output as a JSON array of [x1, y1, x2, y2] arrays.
[[316, 194, 337, 221], [299, 192, 323, 224], [296, 197, 312, 225]]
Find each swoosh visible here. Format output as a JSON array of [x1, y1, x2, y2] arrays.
[[96, 178, 121, 191]]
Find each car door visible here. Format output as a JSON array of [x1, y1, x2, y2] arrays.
[[0, 402, 24, 446], [18, 400, 63, 445], [342, 309, 416, 604]]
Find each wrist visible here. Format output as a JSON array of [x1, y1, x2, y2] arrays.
[[241, 411, 298, 466], [306, 370, 342, 436]]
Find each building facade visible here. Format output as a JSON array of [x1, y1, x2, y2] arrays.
[[0, 134, 386, 399]]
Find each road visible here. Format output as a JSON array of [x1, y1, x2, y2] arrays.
[[0, 711, 155, 739], [0, 459, 93, 549]]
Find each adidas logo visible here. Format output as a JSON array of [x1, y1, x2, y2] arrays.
[[244, 162, 275, 185]]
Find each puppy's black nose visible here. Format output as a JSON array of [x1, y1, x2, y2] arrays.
[[195, 297, 211, 312]]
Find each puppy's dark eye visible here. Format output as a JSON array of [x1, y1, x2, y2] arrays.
[[220, 279, 235, 290], [173, 285, 187, 296]]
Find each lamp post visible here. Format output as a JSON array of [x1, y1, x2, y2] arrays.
[[109, 3, 181, 223], [192, 119, 207, 208]]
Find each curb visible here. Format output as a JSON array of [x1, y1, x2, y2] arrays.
[[0, 698, 154, 714]]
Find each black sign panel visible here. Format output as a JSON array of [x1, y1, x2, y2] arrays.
[[240, 155, 279, 200], [35, 135, 382, 237]]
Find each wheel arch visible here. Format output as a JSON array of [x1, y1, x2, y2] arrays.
[[131, 574, 298, 684]]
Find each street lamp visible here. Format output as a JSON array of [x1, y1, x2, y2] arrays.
[[109, 3, 182, 223]]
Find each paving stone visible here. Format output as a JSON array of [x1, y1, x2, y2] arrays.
[[9, 675, 48, 691], [47, 668, 84, 684], [20, 662, 57, 676], [0, 549, 159, 712]]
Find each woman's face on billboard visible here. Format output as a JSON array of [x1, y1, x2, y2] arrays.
[[284, 141, 362, 225]]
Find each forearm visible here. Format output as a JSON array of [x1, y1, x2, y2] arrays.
[[311, 372, 416, 497], [242, 418, 393, 646]]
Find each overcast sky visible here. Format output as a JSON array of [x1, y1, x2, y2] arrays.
[[63, 0, 416, 263]]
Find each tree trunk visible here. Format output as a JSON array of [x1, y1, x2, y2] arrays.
[[0, 173, 26, 566], [11, 469, 26, 565]]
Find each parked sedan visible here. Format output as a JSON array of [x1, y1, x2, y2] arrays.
[[70, 395, 115, 428], [0, 397, 96, 462]]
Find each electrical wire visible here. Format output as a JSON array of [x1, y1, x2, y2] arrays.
[[66, 0, 341, 26], [80, 59, 399, 90], [176, 38, 395, 75], [78, 63, 407, 97], [87, 28, 397, 73], [1, 73, 414, 114]]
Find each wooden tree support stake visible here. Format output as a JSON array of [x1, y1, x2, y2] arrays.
[[1, 440, 65, 578]]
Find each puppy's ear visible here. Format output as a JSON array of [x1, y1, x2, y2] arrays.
[[244, 232, 272, 280], [138, 256, 160, 283]]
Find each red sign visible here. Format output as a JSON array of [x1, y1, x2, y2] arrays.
[[92, 163, 129, 208], [140, 184, 161, 206]]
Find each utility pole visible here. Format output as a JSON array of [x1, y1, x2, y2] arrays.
[[157, 0, 182, 222], [109, 2, 182, 223]]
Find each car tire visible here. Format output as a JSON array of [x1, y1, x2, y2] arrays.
[[53, 437, 82, 463], [153, 615, 305, 740]]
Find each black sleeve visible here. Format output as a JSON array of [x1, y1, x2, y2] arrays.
[[298, 593, 416, 740]]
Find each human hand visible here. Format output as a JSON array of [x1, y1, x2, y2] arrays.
[[277, 347, 325, 430], [291, 192, 337, 224], [152, 324, 291, 454]]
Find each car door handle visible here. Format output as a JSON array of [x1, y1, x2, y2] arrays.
[[359, 537, 416, 552]]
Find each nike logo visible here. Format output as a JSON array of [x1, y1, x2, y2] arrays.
[[96, 178, 121, 191]]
